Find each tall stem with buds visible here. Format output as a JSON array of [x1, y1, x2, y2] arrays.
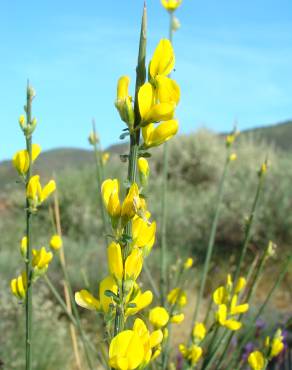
[[24, 84, 34, 370]]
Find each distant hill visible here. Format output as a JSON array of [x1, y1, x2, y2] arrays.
[[0, 120, 291, 191], [241, 120, 292, 151]]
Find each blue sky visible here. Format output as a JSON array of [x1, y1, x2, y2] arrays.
[[1, 0, 292, 160]]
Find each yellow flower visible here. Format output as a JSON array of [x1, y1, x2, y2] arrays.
[[115, 76, 135, 129], [75, 289, 100, 311], [13, 144, 41, 175], [49, 234, 63, 250], [27, 175, 56, 209], [230, 295, 249, 315], [10, 271, 27, 300], [229, 153, 237, 161], [183, 257, 193, 270], [170, 313, 184, 324], [32, 247, 53, 272], [125, 249, 143, 282], [192, 322, 206, 341], [133, 318, 163, 365], [167, 288, 187, 307], [102, 152, 110, 164], [179, 344, 203, 366], [149, 39, 175, 79], [109, 330, 145, 370], [121, 183, 141, 223], [20, 236, 28, 258], [213, 286, 228, 305], [101, 178, 121, 219], [142, 120, 178, 148], [215, 304, 242, 331], [138, 82, 175, 124], [161, 0, 182, 12], [99, 275, 118, 313], [108, 242, 124, 282], [132, 216, 156, 255], [235, 277, 246, 293], [155, 75, 180, 105], [270, 329, 284, 358], [125, 288, 153, 318], [248, 351, 265, 370], [138, 157, 149, 186], [149, 306, 169, 328]]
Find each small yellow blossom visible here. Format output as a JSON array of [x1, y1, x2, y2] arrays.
[[75, 289, 100, 311], [183, 257, 193, 270], [138, 157, 149, 186], [109, 330, 145, 370], [170, 313, 184, 324], [270, 329, 284, 359], [107, 242, 124, 282], [248, 351, 266, 370], [32, 247, 53, 273], [27, 175, 56, 210], [101, 178, 121, 220], [215, 304, 242, 331], [149, 306, 169, 328], [125, 288, 153, 318], [149, 39, 175, 79], [49, 234, 63, 250], [229, 153, 237, 161], [102, 152, 110, 164], [167, 288, 187, 307], [115, 76, 135, 129], [142, 120, 178, 148], [20, 236, 28, 258], [121, 183, 142, 223], [13, 144, 41, 175], [138, 82, 175, 124], [192, 322, 206, 341], [124, 249, 143, 282], [132, 216, 156, 255], [10, 271, 27, 300], [179, 344, 203, 366], [161, 0, 182, 12]]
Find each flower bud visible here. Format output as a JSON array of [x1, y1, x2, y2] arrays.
[[138, 158, 149, 186], [50, 234, 63, 251]]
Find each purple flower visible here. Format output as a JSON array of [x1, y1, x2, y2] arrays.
[[241, 342, 255, 362]]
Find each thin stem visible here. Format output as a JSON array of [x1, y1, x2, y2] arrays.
[[44, 275, 77, 326], [225, 256, 291, 370], [191, 155, 230, 330], [159, 11, 174, 306], [25, 84, 33, 370], [143, 259, 160, 298], [215, 172, 266, 369], [113, 3, 147, 336], [233, 173, 265, 285]]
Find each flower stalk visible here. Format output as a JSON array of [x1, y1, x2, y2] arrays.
[[24, 84, 34, 370]]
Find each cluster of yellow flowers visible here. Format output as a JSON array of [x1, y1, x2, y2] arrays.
[[73, 35, 189, 369], [213, 274, 249, 331], [10, 86, 61, 300], [179, 322, 207, 366], [248, 329, 285, 370], [116, 38, 179, 148]]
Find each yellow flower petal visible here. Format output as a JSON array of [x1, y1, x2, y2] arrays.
[[149, 39, 175, 79]]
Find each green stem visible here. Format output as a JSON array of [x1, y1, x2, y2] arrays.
[[225, 256, 291, 370], [114, 3, 147, 336], [215, 172, 266, 369], [143, 259, 160, 298], [191, 155, 230, 331], [44, 275, 105, 365], [44, 275, 77, 326], [233, 172, 265, 285], [25, 84, 33, 370], [159, 11, 174, 307]]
